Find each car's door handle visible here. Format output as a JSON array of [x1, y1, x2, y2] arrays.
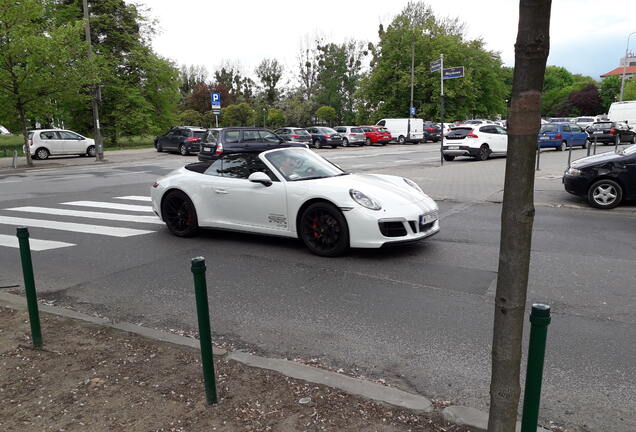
[[215, 188, 228, 194]]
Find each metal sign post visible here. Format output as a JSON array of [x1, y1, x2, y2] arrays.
[[440, 54, 445, 166], [211, 92, 221, 128]]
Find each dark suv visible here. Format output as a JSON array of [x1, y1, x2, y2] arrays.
[[586, 121, 636, 145], [155, 126, 207, 155], [198, 127, 307, 161]]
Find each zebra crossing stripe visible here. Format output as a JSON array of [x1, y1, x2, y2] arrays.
[[61, 201, 154, 212], [0, 234, 75, 251], [5, 207, 163, 225], [0, 216, 154, 237], [114, 196, 152, 202]]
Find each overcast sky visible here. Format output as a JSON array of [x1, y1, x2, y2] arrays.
[[136, 0, 635, 83]]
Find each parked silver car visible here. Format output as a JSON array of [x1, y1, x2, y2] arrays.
[[334, 126, 366, 147]]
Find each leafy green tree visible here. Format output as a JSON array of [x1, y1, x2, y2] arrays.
[[599, 75, 621, 112], [178, 109, 204, 126], [622, 77, 636, 101], [255, 59, 284, 105], [315, 106, 336, 125], [221, 103, 255, 127], [280, 92, 313, 126], [266, 108, 286, 128], [0, 0, 94, 166]]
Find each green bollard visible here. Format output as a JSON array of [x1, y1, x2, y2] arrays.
[[521, 304, 551, 432], [191, 257, 218, 405], [16, 227, 42, 349]]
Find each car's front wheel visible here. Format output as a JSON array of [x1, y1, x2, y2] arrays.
[[156, 142, 163, 152], [398, 135, 406, 144], [342, 138, 349, 147], [443, 154, 455, 161], [313, 140, 322, 149], [587, 179, 622, 210], [365, 137, 372, 146], [299, 202, 349, 257], [35, 147, 49, 160], [162, 190, 199, 237], [86, 145, 96, 157]]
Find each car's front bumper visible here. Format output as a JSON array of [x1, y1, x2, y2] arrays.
[[562, 173, 589, 196], [344, 201, 439, 248]]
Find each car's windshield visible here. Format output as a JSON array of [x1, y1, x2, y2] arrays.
[[318, 127, 337, 134], [590, 122, 612, 129], [539, 124, 557, 133], [265, 148, 344, 181], [351, 127, 363, 133], [293, 129, 310, 135]]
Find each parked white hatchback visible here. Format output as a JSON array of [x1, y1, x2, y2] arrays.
[[442, 125, 508, 161], [27, 129, 96, 160]]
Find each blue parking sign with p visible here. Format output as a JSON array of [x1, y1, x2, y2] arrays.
[[211, 92, 221, 109]]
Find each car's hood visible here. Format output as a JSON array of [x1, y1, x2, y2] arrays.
[[571, 151, 623, 168], [301, 173, 437, 209]]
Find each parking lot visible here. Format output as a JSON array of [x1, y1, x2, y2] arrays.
[[1, 142, 635, 431]]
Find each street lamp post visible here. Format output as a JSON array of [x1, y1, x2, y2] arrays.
[[619, 31, 636, 102]]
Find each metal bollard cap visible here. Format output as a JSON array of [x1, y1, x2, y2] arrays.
[[531, 303, 550, 317], [191, 256, 206, 271], [16, 227, 29, 238]]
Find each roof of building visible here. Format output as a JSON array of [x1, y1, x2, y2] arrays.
[[601, 66, 636, 77]]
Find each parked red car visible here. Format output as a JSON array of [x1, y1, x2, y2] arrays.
[[360, 126, 392, 146]]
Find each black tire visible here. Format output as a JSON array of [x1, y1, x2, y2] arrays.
[[161, 190, 199, 237], [342, 138, 349, 147], [299, 202, 349, 257], [331, 145, 338, 149], [631, 135, 636, 144], [557, 141, 566, 151], [581, 140, 588, 150], [477, 145, 490, 161], [179, 144, 188, 156], [86, 145, 96, 157], [587, 179, 622, 210], [398, 135, 406, 144], [443, 154, 455, 161], [365, 137, 372, 146], [35, 147, 49, 160], [381, 142, 387, 146], [313, 139, 322, 149]]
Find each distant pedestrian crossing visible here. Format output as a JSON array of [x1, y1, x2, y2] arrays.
[[0, 196, 159, 251]]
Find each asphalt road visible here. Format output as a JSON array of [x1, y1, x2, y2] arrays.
[[1, 145, 634, 432]]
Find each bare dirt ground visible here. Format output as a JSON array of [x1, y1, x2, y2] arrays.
[[0, 306, 475, 432]]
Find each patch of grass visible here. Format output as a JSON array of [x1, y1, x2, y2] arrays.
[[0, 135, 24, 157], [104, 135, 155, 150]]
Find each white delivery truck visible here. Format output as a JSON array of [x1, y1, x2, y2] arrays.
[[376, 118, 424, 144], [608, 101, 636, 126]]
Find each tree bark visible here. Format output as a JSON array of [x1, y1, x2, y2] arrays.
[[487, 1, 551, 431], [17, 102, 34, 167]]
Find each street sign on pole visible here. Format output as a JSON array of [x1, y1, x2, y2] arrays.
[[210, 92, 221, 109], [430, 59, 441, 72], [443, 66, 464, 80], [410, 106, 416, 115]]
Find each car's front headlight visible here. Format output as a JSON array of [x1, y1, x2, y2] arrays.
[[403, 178, 423, 193], [566, 167, 582, 176], [349, 189, 382, 210]]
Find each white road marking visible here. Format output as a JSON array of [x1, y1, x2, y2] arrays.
[[61, 201, 154, 212], [114, 196, 152, 202], [0, 234, 75, 251], [5, 207, 162, 224], [0, 216, 154, 237]]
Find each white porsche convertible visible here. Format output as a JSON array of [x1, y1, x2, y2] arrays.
[[151, 147, 439, 256]]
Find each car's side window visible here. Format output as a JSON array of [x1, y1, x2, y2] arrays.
[[571, 125, 581, 132], [218, 153, 277, 181], [377, 120, 386, 126], [259, 130, 280, 143], [562, 125, 571, 132], [59, 131, 82, 140], [204, 158, 224, 176], [242, 130, 260, 143], [40, 131, 58, 140], [495, 126, 507, 135], [479, 126, 494, 134], [224, 130, 240, 143]]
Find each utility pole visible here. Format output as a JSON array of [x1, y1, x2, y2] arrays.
[[619, 32, 636, 102], [440, 54, 445, 166], [82, 0, 104, 161], [407, 39, 415, 142]]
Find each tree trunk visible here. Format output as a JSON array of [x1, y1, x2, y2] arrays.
[[487, 1, 551, 431], [17, 102, 34, 167]]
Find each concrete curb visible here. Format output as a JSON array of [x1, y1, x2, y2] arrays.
[[442, 405, 551, 432], [227, 351, 432, 412], [0, 292, 431, 414]]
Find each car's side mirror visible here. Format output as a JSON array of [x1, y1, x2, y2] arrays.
[[248, 172, 272, 187]]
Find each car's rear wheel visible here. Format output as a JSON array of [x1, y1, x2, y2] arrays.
[[313, 140, 322, 149], [87, 145, 96, 157], [587, 179, 622, 210], [179, 144, 188, 156], [342, 138, 349, 147], [443, 154, 455, 161], [477, 145, 490, 161], [299, 202, 349, 257], [162, 190, 199, 237], [35, 147, 49, 160], [365, 137, 372, 146], [398, 135, 406, 144]]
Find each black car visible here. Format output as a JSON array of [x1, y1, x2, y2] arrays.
[[586, 121, 636, 145], [197, 127, 306, 161], [563, 144, 636, 209], [273, 127, 312, 145], [305, 127, 343, 149], [155, 126, 207, 155], [423, 122, 441, 142]]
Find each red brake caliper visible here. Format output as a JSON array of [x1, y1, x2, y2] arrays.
[[311, 217, 320, 239]]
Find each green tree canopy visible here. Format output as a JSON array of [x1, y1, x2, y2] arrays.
[[599, 76, 621, 112], [178, 109, 204, 126], [221, 103, 255, 127], [266, 108, 286, 128], [622, 78, 636, 101], [315, 106, 337, 125]]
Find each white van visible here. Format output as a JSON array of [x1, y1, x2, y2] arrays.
[[608, 101, 636, 126], [376, 118, 424, 144]]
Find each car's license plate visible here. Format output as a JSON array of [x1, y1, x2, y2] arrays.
[[203, 147, 212, 152], [539, 136, 550, 140], [593, 131, 602, 134], [449, 146, 459, 150], [419, 212, 438, 226]]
